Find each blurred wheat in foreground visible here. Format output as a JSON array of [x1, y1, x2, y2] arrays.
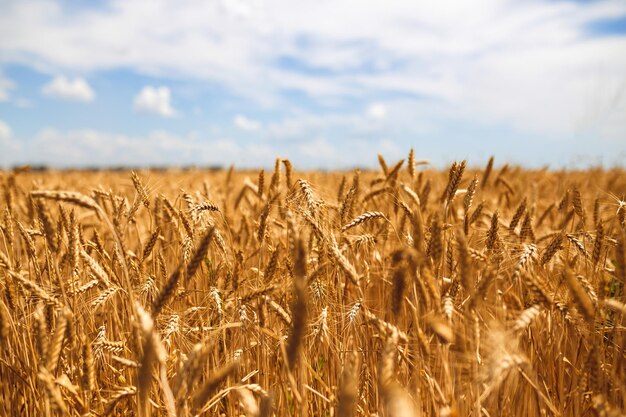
[[0, 152, 625, 417]]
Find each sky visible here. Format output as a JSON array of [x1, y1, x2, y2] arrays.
[[0, 0, 625, 169]]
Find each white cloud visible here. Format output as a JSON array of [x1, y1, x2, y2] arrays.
[[134, 86, 177, 118], [378, 138, 402, 159], [0, 74, 14, 102], [28, 128, 212, 165], [265, 112, 358, 140], [42, 76, 95, 102], [0, 120, 12, 144], [262, 108, 403, 142], [297, 137, 339, 167], [14, 98, 32, 108], [0, 120, 20, 166], [0, 0, 625, 141], [3, 122, 625, 169], [234, 114, 261, 131], [14, 127, 275, 167], [367, 103, 387, 120]]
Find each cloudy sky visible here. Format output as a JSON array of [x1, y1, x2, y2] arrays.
[[0, 0, 625, 169]]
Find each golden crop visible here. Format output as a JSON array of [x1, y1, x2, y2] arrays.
[[0, 153, 624, 417]]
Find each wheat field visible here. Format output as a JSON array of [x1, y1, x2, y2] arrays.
[[0, 152, 625, 417]]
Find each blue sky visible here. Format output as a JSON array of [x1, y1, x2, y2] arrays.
[[0, 0, 625, 169]]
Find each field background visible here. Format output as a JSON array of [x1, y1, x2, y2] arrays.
[[0, 156, 625, 417]]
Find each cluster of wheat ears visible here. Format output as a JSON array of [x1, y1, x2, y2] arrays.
[[0, 151, 625, 417]]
